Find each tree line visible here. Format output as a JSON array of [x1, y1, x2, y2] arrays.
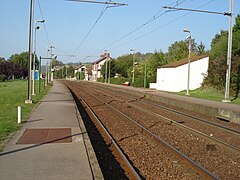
[[0, 52, 31, 81], [100, 14, 240, 96]]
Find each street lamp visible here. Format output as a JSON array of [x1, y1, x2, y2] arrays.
[[130, 49, 135, 85], [32, 19, 45, 95], [183, 29, 191, 96]]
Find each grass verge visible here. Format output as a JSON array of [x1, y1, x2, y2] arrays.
[[175, 87, 240, 105], [0, 79, 51, 150]]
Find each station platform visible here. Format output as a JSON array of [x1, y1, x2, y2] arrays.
[[0, 80, 103, 180]]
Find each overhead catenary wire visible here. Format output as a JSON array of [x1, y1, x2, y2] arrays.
[[37, 0, 51, 46], [104, 0, 216, 53], [72, 2, 110, 55], [82, 0, 191, 59]]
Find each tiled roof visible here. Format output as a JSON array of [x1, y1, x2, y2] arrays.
[[92, 56, 113, 64], [161, 55, 208, 68]]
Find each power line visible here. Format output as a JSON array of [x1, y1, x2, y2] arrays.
[[83, 0, 191, 58], [72, 2, 110, 54], [107, 0, 216, 52], [37, 0, 51, 46]]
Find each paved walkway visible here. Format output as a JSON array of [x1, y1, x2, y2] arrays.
[[0, 80, 102, 180]]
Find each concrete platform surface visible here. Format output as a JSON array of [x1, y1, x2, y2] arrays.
[[0, 80, 103, 180]]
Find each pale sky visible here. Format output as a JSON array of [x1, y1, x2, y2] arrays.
[[0, 0, 239, 64]]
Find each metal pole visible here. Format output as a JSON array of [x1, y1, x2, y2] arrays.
[[46, 60, 48, 85], [132, 52, 135, 85], [39, 56, 41, 93], [108, 59, 111, 83], [144, 63, 147, 88], [50, 46, 53, 83], [105, 53, 108, 83], [32, 25, 37, 95], [66, 66, 68, 79], [25, 0, 34, 104], [223, 0, 233, 102], [186, 36, 191, 96]]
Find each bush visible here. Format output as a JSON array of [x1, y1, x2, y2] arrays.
[[0, 74, 7, 82], [110, 77, 129, 85]]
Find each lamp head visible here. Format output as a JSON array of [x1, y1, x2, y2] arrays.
[[183, 29, 190, 33], [36, 19, 45, 23]]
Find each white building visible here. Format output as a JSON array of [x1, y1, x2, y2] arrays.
[[92, 53, 111, 81], [150, 55, 209, 92], [74, 64, 88, 80]]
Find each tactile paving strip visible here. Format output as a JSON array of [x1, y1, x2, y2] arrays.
[[17, 128, 72, 144]]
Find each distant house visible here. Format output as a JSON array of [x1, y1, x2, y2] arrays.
[[92, 52, 111, 81], [150, 55, 209, 92], [74, 64, 88, 80]]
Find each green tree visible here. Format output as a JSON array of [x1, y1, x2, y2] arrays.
[[51, 59, 63, 67], [197, 41, 206, 55], [9, 52, 29, 69], [205, 14, 240, 97], [0, 57, 5, 62], [166, 39, 197, 62], [209, 31, 228, 60], [114, 54, 133, 78]]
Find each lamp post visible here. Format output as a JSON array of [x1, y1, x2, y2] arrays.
[[130, 49, 135, 85], [183, 29, 191, 96], [32, 19, 45, 95]]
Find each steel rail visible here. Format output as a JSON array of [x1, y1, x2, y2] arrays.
[[71, 83, 219, 180], [69, 85, 142, 180], [85, 83, 240, 135], [82, 84, 240, 152]]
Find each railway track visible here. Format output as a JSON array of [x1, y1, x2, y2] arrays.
[[65, 81, 240, 179], [79, 81, 240, 150]]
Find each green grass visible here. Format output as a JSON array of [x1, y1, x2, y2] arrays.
[[0, 79, 51, 150], [174, 87, 240, 105]]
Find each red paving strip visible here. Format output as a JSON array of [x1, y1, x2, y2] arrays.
[[17, 128, 72, 144]]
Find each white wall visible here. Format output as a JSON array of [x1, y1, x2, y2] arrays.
[[150, 57, 209, 92]]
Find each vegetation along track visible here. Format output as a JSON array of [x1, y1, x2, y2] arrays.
[[65, 81, 240, 179]]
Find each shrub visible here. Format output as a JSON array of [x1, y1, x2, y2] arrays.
[[0, 74, 7, 82]]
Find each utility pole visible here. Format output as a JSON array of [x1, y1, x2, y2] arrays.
[[130, 49, 135, 85], [144, 63, 147, 88], [108, 58, 111, 84], [25, 0, 34, 104], [105, 51, 108, 83], [223, 0, 233, 102], [163, 1, 233, 102], [49, 45, 54, 83]]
